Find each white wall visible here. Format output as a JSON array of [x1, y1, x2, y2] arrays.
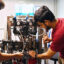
[[0, 0, 56, 28], [0, 0, 56, 39], [56, 0, 64, 18]]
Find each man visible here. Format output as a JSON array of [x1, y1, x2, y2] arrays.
[[0, 0, 23, 62], [29, 6, 64, 64]]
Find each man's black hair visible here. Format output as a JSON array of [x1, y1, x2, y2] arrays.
[[34, 6, 55, 23]]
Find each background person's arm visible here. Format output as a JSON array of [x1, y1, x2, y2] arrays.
[[0, 52, 23, 61]]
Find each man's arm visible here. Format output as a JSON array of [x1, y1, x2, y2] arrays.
[[37, 48, 56, 59], [29, 48, 56, 59], [0, 52, 23, 61]]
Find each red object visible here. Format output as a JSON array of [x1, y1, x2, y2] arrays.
[[13, 59, 17, 64], [50, 18, 64, 58], [28, 59, 37, 64], [13, 62, 17, 64]]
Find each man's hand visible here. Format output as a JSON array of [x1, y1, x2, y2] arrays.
[[28, 50, 36, 58], [43, 35, 52, 43], [14, 52, 23, 59]]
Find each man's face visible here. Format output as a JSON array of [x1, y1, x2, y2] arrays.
[[37, 21, 51, 31], [44, 23, 51, 31], [0, 0, 5, 10]]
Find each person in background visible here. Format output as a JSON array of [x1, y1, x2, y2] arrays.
[[29, 5, 64, 64], [0, 0, 5, 10], [26, 14, 30, 21], [0, 0, 23, 62]]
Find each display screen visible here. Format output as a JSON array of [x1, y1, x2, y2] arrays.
[[15, 4, 40, 16]]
